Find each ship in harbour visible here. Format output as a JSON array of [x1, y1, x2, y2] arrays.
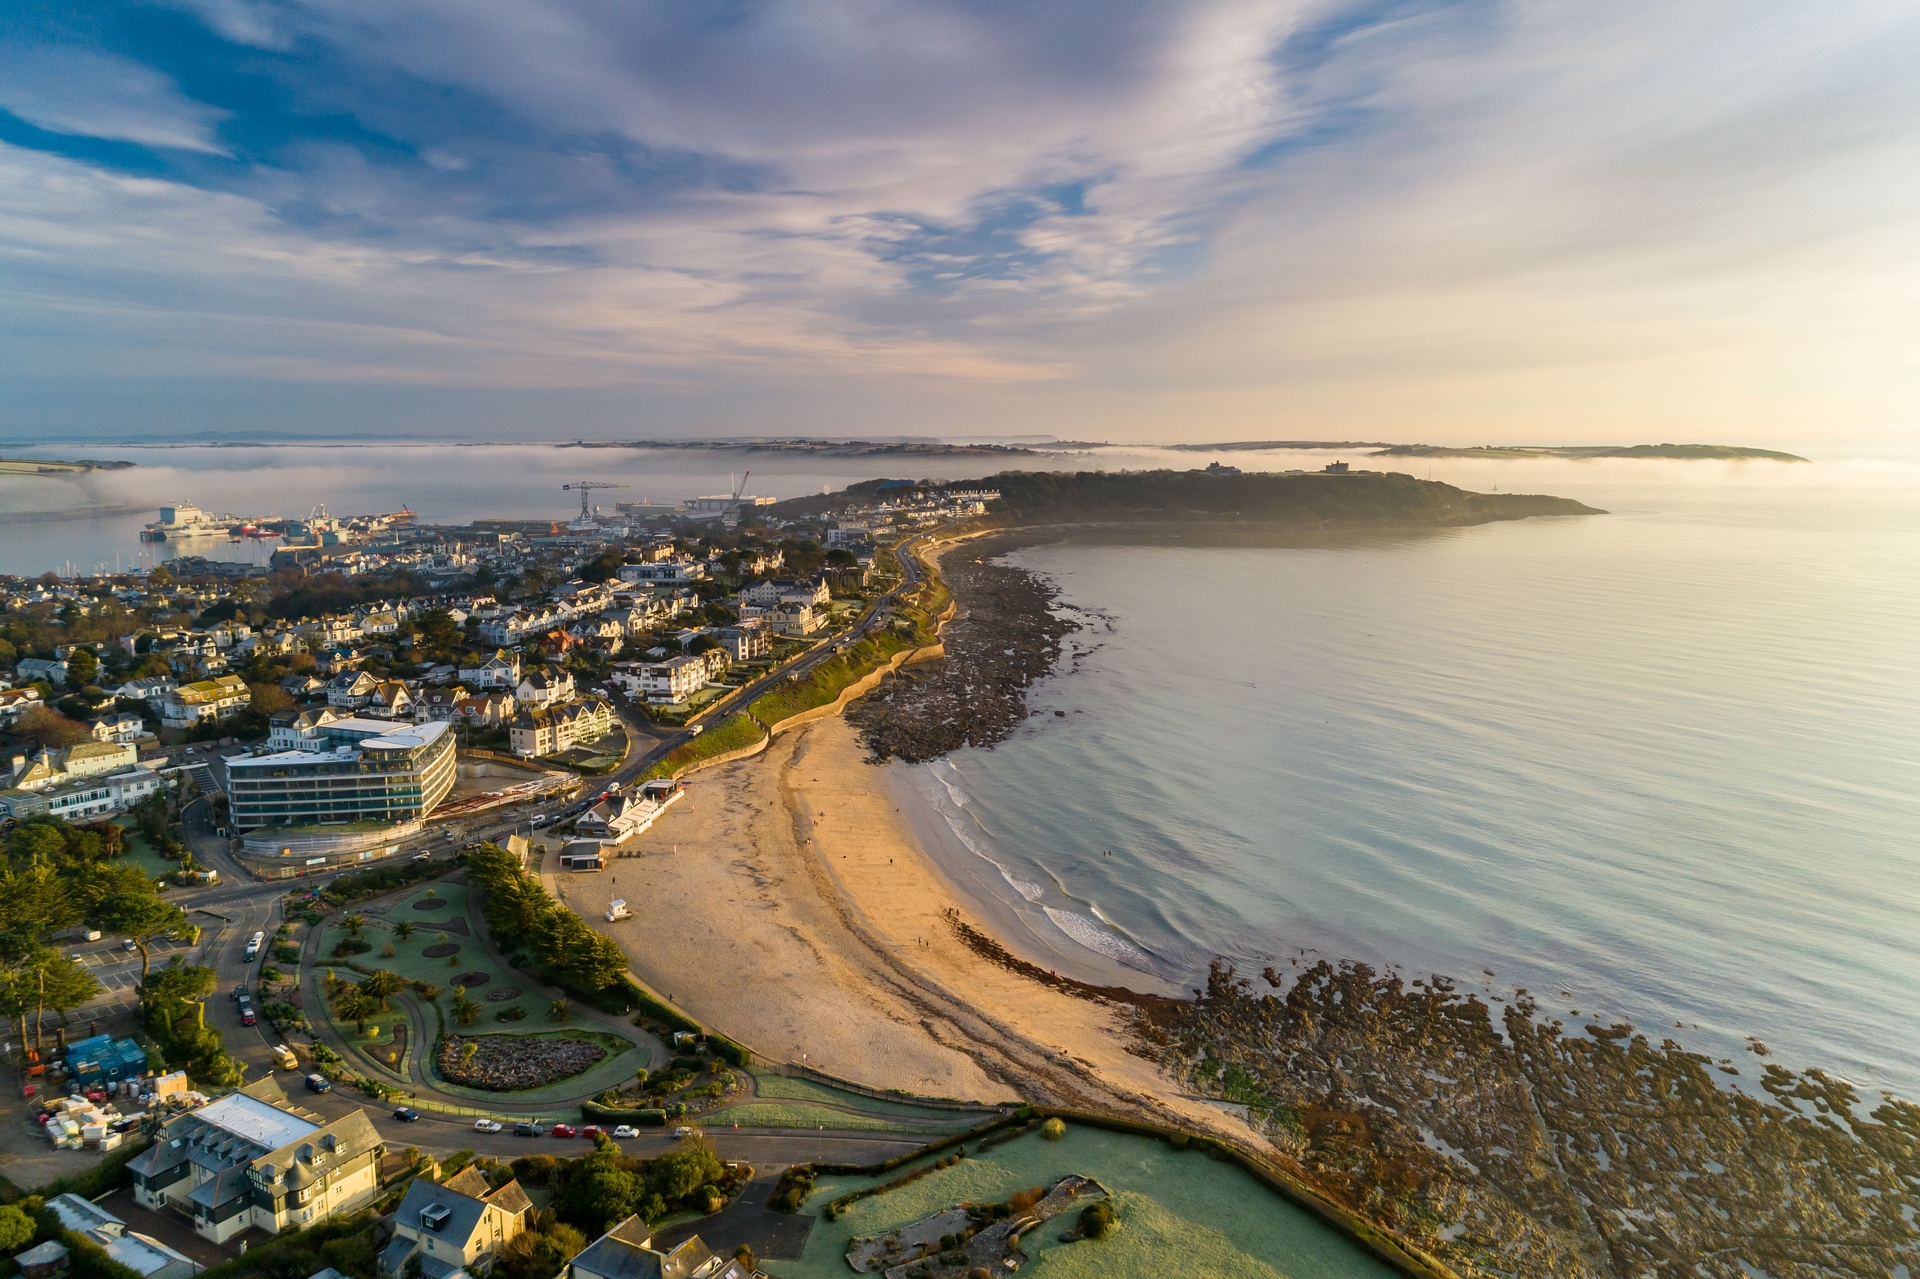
[[140, 503, 232, 542]]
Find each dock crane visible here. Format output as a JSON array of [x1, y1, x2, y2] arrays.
[[562, 480, 628, 523]]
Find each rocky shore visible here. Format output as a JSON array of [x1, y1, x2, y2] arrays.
[[1164, 961, 1920, 1279], [849, 537, 1079, 762]]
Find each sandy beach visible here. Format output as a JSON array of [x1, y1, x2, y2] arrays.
[[554, 711, 1256, 1142]]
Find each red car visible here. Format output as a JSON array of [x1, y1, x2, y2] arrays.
[[580, 1125, 603, 1140], [240, 1009, 257, 1026], [550, 1124, 576, 1138]]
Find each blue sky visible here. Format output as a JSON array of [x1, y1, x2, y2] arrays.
[[1, 0, 1917, 447]]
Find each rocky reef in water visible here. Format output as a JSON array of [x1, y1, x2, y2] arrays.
[[1162, 961, 1920, 1279]]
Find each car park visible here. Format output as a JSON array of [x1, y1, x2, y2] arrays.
[[393, 1107, 421, 1122], [515, 1121, 544, 1137], [611, 1125, 639, 1138], [551, 1123, 577, 1138], [473, 1119, 503, 1133]]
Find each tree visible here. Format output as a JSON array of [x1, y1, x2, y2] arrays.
[[11, 948, 105, 1052], [394, 920, 415, 941], [139, 959, 216, 1028], [96, 889, 189, 977], [0, 1204, 34, 1252], [642, 1146, 725, 1205], [15, 705, 90, 750], [0, 863, 78, 964], [452, 993, 481, 1025], [555, 1146, 639, 1234], [414, 608, 462, 658], [361, 969, 404, 1011], [65, 647, 100, 688], [334, 987, 375, 1033], [248, 682, 294, 715], [343, 914, 367, 936]]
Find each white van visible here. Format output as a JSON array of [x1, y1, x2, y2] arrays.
[[243, 930, 265, 960]]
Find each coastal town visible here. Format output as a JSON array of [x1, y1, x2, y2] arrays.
[[0, 469, 1911, 1279]]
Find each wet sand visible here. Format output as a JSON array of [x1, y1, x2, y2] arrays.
[[560, 715, 1251, 1139]]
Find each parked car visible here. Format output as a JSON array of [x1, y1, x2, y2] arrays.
[[514, 1121, 544, 1137], [580, 1125, 603, 1139], [244, 930, 264, 960], [551, 1123, 577, 1138], [271, 1045, 299, 1070], [611, 1125, 639, 1139], [393, 1107, 421, 1122], [412, 852, 433, 862], [305, 1074, 331, 1093], [121, 939, 137, 952], [672, 1126, 694, 1140], [473, 1119, 503, 1133], [240, 1007, 256, 1026], [232, 985, 249, 1002]]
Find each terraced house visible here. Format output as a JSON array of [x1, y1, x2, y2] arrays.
[[508, 699, 612, 758], [127, 1080, 383, 1244]]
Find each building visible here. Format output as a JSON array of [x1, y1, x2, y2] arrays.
[[227, 718, 457, 832], [508, 700, 612, 758], [58, 740, 138, 780], [763, 604, 822, 637], [716, 624, 771, 662], [617, 560, 708, 585], [569, 1217, 748, 1279], [44, 1195, 199, 1279], [453, 693, 516, 727], [367, 681, 413, 718], [269, 706, 344, 749], [1, 744, 165, 821], [89, 711, 149, 743], [115, 675, 178, 703], [632, 655, 706, 704], [459, 651, 522, 690], [379, 1166, 533, 1279], [15, 657, 69, 688], [160, 675, 251, 730], [326, 670, 379, 709], [0, 685, 44, 725], [574, 780, 682, 843], [514, 669, 575, 708], [127, 1079, 384, 1244], [557, 841, 603, 872]]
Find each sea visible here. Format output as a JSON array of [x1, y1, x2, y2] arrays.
[[895, 453, 1920, 1102], [4, 439, 1917, 1098]]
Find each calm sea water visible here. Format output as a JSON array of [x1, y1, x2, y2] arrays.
[[899, 460, 1920, 1098]]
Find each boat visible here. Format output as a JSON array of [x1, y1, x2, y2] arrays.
[[140, 503, 232, 542]]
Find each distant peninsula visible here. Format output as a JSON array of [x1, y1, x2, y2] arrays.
[[1172, 440, 1808, 462], [0, 456, 136, 474], [773, 467, 1603, 527], [554, 436, 1092, 458]]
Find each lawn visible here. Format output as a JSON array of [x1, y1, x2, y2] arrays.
[[701, 1102, 968, 1134], [641, 714, 766, 781], [766, 1125, 1404, 1279], [746, 1071, 996, 1124], [744, 631, 917, 726], [115, 819, 175, 882], [313, 881, 656, 1102]]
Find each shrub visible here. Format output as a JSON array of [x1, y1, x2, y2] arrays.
[[331, 937, 371, 959], [1040, 1117, 1066, 1141], [381, 943, 398, 958], [273, 943, 301, 964], [1079, 1200, 1117, 1239], [708, 1035, 751, 1068], [496, 1006, 528, 1023]]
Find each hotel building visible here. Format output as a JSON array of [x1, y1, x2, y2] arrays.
[[226, 717, 456, 832]]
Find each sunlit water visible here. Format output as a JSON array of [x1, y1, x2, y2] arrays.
[[899, 460, 1920, 1098]]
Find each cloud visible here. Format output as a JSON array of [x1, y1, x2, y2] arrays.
[[0, 45, 232, 154], [1, 0, 1918, 446]]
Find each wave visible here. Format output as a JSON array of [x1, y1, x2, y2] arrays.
[[1043, 907, 1157, 970]]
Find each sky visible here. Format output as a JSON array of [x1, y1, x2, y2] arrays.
[[1, 0, 1917, 450]]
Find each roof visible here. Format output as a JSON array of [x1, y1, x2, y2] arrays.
[[15, 1242, 69, 1268], [105, 1231, 199, 1278], [394, 1175, 488, 1248], [196, 1090, 321, 1151], [570, 1220, 719, 1279], [188, 1165, 253, 1209], [48, 1192, 121, 1236]]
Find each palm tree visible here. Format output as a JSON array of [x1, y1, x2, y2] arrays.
[[361, 969, 404, 1011], [343, 914, 367, 937], [547, 999, 571, 1022], [334, 987, 374, 1034], [393, 921, 415, 942], [452, 993, 481, 1026]]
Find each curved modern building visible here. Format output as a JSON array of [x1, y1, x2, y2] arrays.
[[227, 717, 456, 835]]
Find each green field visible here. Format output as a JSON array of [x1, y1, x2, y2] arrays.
[[745, 631, 917, 725], [747, 1071, 995, 1123], [641, 713, 766, 781], [767, 1124, 1402, 1279], [700, 1102, 961, 1134]]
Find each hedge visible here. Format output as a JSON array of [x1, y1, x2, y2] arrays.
[[627, 981, 701, 1035], [708, 1034, 751, 1069]]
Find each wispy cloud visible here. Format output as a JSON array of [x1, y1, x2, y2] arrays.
[[0, 0, 1916, 445]]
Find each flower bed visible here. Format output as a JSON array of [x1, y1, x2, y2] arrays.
[[438, 1033, 607, 1090]]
